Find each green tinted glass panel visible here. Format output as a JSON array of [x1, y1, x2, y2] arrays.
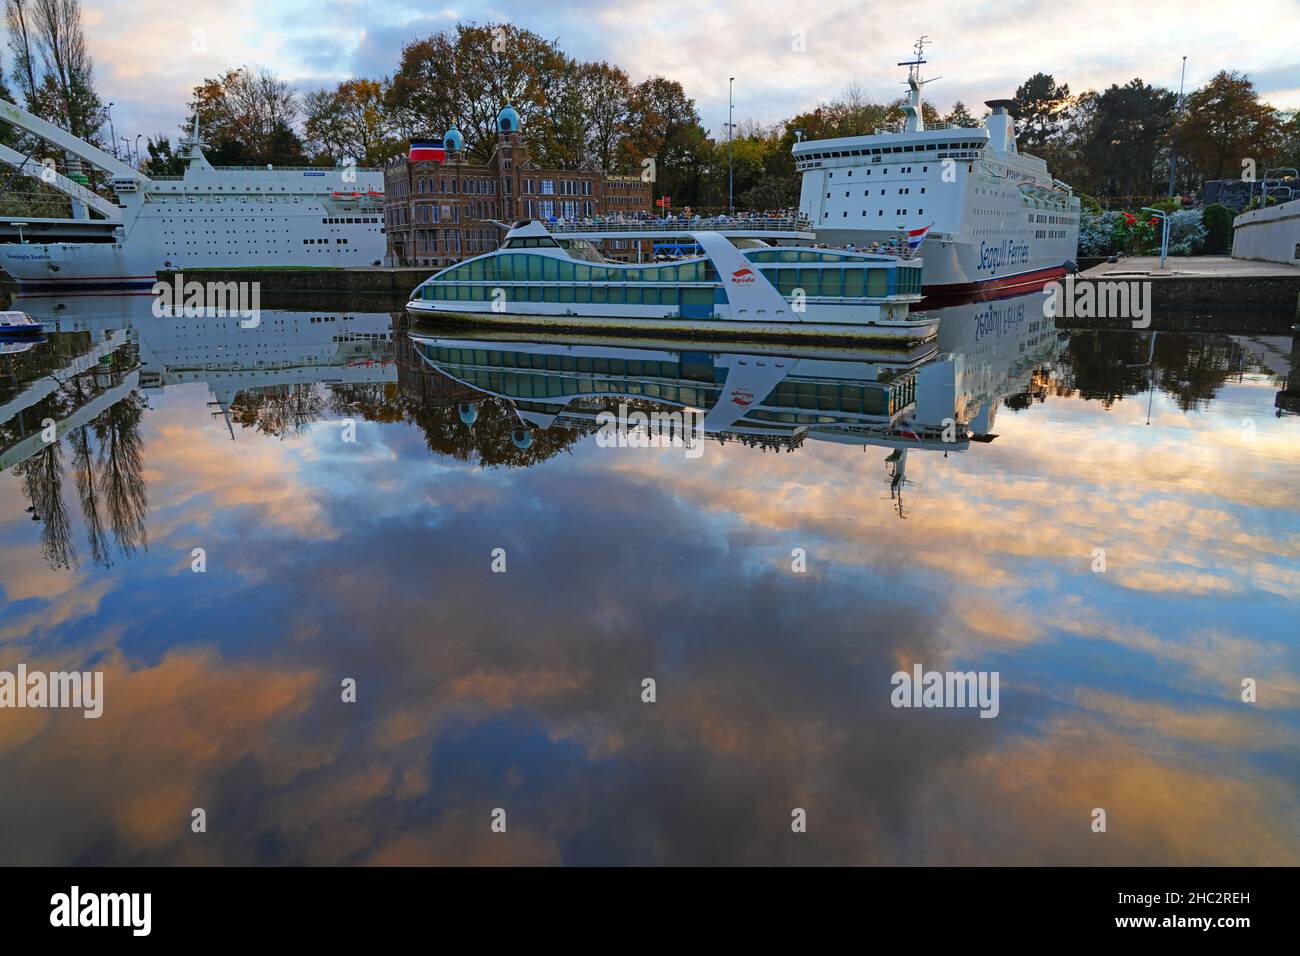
[[844, 269, 865, 296], [867, 269, 888, 296], [821, 270, 843, 297]]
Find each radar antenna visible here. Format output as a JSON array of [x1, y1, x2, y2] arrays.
[[897, 36, 942, 133]]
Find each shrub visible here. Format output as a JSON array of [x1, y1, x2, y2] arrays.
[[1079, 209, 1123, 256], [1078, 193, 1103, 214], [1202, 203, 1234, 254], [1166, 209, 1206, 255]]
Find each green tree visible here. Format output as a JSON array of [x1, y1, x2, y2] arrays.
[[1201, 202, 1234, 254], [142, 135, 185, 177], [1087, 79, 1178, 201], [1012, 73, 1072, 156], [943, 101, 979, 128]]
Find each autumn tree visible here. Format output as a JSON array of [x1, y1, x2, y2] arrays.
[[384, 23, 571, 165], [1172, 70, 1284, 183], [620, 76, 712, 204], [187, 66, 306, 166], [4, 0, 39, 107], [304, 78, 398, 166]]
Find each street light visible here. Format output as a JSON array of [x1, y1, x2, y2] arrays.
[[1167, 57, 1186, 198], [1141, 207, 1171, 270], [135, 134, 143, 168], [728, 77, 735, 217], [107, 102, 118, 160]]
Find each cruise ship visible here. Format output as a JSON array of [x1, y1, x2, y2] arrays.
[[406, 219, 937, 344], [0, 98, 387, 291], [794, 41, 1080, 299]]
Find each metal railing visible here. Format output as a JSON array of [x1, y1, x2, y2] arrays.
[[546, 216, 814, 234]]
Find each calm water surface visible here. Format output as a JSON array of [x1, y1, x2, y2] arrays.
[[1, 291, 1297, 865]]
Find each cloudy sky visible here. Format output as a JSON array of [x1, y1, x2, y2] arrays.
[[60, 0, 1300, 148]]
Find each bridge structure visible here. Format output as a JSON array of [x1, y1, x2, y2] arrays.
[[0, 97, 147, 244]]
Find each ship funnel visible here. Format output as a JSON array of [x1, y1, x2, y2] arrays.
[[983, 99, 1018, 155]]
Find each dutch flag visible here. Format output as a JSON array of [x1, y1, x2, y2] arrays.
[[408, 140, 446, 163], [906, 224, 933, 251]]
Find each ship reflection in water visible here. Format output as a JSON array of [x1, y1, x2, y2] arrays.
[[1, 291, 1297, 865]]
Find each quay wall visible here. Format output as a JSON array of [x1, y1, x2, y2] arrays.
[[1233, 199, 1300, 265]]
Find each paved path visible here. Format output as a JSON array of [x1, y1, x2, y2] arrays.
[[1083, 256, 1300, 278]]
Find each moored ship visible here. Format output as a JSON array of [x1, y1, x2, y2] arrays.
[[794, 40, 1081, 299], [0, 98, 387, 291], [406, 219, 937, 344]]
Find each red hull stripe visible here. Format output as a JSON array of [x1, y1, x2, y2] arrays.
[[923, 265, 1066, 296]]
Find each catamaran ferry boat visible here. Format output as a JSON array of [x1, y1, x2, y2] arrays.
[[406, 219, 937, 344], [794, 40, 1080, 299], [0, 98, 386, 292]]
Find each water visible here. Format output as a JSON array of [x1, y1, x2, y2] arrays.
[[1, 290, 1297, 865]]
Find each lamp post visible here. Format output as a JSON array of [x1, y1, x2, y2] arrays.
[[728, 77, 735, 217], [107, 102, 118, 160], [1142, 207, 1171, 270], [1166, 56, 1186, 198], [135, 134, 144, 169], [121, 136, 133, 167]]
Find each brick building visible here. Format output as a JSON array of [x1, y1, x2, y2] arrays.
[[384, 105, 652, 267]]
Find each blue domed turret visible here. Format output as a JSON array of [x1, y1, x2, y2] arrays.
[[444, 124, 464, 152], [496, 103, 521, 134], [510, 427, 533, 451], [457, 401, 478, 426]]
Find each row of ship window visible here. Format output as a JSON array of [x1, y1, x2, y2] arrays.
[[421, 284, 719, 305], [427, 361, 904, 416], [437, 255, 719, 283], [800, 142, 984, 161]]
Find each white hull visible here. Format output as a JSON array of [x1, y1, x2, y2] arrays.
[[406, 301, 936, 343]]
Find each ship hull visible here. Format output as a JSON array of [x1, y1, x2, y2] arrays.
[[406, 302, 938, 344]]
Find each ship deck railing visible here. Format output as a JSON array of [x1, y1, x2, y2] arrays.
[[546, 216, 814, 235]]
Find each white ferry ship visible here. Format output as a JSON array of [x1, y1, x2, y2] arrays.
[[0, 98, 386, 291], [406, 219, 937, 344], [794, 41, 1080, 299]]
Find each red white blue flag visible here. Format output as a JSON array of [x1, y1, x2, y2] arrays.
[[408, 140, 446, 163], [906, 224, 932, 250]]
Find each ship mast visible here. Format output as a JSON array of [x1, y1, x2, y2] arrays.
[[898, 37, 941, 133]]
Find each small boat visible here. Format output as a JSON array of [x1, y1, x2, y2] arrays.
[[0, 310, 44, 337]]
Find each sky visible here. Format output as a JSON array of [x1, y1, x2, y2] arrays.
[[53, 0, 1300, 150]]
